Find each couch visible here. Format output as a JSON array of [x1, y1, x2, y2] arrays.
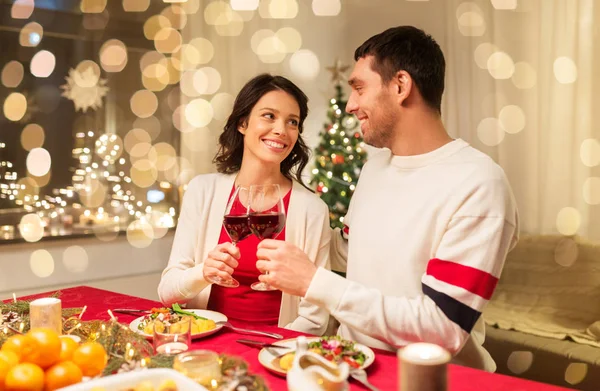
[[482, 235, 600, 390]]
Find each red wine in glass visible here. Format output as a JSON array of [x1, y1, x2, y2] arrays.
[[248, 184, 286, 291], [205, 186, 249, 288], [248, 213, 285, 240], [224, 214, 251, 243]]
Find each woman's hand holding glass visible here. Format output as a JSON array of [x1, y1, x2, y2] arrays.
[[202, 242, 240, 286]]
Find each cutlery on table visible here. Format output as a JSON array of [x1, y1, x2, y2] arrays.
[[350, 369, 380, 391], [236, 339, 290, 350], [112, 309, 150, 315], [216, 321, 283, 339]]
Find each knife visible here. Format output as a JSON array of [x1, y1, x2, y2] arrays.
[[236, 338, 290, 350]]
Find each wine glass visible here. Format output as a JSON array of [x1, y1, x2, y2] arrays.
[[205, 186, 250, 288], [248, 184, 286, 291]]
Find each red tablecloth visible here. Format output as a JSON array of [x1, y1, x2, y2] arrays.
[[12, 286, 575, 391]]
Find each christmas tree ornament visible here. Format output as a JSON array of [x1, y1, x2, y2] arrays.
[[61, 67, 109, 113]]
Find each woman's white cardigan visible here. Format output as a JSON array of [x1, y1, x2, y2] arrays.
[[158, 173, 331, 335]]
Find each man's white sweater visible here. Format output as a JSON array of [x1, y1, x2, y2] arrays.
[[304, 139, 519, 372]]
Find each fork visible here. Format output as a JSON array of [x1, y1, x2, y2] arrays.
[[350, 369, 380, 391], [216, 321, 284, 339]]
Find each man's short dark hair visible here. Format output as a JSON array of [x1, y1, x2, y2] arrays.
[[354, 26, 446, 113]]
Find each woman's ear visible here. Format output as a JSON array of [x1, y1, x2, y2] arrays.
[[238, 119, 247, 135]]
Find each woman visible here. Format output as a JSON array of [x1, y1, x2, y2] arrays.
[[158, 74, 331, 335]]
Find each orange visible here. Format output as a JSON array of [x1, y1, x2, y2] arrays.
[[0, 359, 11, 389], [71, 343, 107, 377], [4, 363, 44, 391], [58, 338, 79, 362], [1, 335, 35, 362], [44, 361, 82, 391], [0, 351, 20, 368], [22, 329, 61, 369]]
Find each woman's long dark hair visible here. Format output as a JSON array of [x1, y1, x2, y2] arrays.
[[213, 74, 311, 186]]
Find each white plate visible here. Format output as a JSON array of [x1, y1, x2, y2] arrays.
[[59, 368, 207, 390], [258, 337, 375, 376], [129, 309, 228, 340]]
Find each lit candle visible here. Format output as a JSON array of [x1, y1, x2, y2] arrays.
[[398, 343, 451, 391], [29, 298, 62, 335], [156, 342, 189, 355]]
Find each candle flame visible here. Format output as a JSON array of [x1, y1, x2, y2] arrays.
[[128, 348, 134, 358], [101, 324, 106, 332], [19, 322, 24, 333], [141, 358, 147, 367]]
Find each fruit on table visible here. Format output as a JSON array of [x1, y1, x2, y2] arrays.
[[4, 362, 44, 391], [72, 342, 108, 377], [44, 361, 83, 391]]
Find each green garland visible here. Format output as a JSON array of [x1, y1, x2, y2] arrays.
[[1, 295, 269, 390]]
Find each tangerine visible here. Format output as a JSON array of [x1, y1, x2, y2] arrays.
[[1, 335, 35, 362], [58, 337, 79, 362], [0, 351, 20, 368], [71, 343, 107, 377], [44, 361, 83, 391], [4, 362, 44, 391], [22, 329, 61, 369]]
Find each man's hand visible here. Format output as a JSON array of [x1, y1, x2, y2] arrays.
[[202, 242, 240, 283], [256, 240, 317, 297]]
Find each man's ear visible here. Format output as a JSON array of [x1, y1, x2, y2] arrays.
[[393, 70, 413, 105]]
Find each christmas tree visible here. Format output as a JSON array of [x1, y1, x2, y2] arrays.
[[310, 60, 367, 229]]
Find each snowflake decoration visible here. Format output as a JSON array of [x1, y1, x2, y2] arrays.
[[61, 67, 109, 113]]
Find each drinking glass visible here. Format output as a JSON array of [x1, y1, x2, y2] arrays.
[[205, 186, 250, 288], [248, 184, 285, 291]]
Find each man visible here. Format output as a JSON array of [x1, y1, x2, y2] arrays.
[[256, 26, 519, 372]]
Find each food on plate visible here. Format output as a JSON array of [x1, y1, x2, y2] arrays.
[[276, 336, 368, 371], [137, 304, 216, 336], [90, 378, 179, 391]]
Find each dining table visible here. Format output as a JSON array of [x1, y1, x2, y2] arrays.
[[9, 286, 576, 391]]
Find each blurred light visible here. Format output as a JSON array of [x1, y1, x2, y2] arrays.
[[554, 56, 577, 84], [215, 11, 244, 36], [63, 246, 89, 273], [126, 220, 154, 248], [290, 49, 320, 81], [259, 0, 298, 18], [172, 105, 195, 133], [275, 27, 302, 53], [312, 0, 341, 16], [30, 50, 56, 77], [154, 28, 182, 53], [26, 148, 51, 176], [456, 2, 486, 37], [147, 190, 165, 203], [583, 177, 600, 205], [180, 0, 201, 13], [211, 93, 235, 121], [133, 116, 162, 141], [11, 0, 34, 19], [19, 213, 44, 242], [231, 0, 259, 10], [124, 128, 152, 155], [75, 60, 102, 86], [144, 15, 171, 40], [131, 159, 158, 188], [3, 92, 27, 122], [204, 1, 234, 25], [130, 90, 159, 118], [487, 52, 515, 79], [80, 0, 107, 13], [1, 61, 25, 88], [148, 142, 177, 171], [193, 67, 221, 95], [123, 0, 150, 12], [30, 250, 54, 277], [19, 22, 43, 47], [580, 139, 600, 167], [491, 0, 517, 10], [511, 61, 537, 89], [473, 43, 499, 70], [477, 117, 505, 146], [185, 99, 214, 127], [82, 10, 110, 30], [21, 123, 45, 151], [100, 39, 128, 72], [161, 5, 187, 30], [498, 105, 526, 134], [556, 207, 580, 236]]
